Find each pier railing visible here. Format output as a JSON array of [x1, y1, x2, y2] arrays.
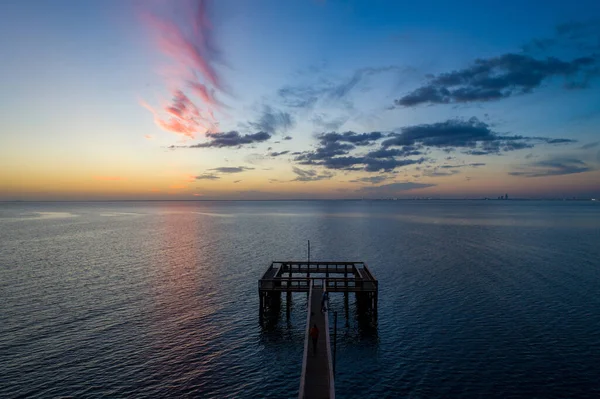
[[259, 277, 377, 292], [259, 261, 378, 293]]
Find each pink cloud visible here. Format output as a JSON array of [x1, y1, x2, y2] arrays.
[[140, 0, 226, 139]]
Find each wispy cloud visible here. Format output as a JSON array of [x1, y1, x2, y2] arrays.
[[279, 66, 409, 109], [311, 114, 349, 131], [292, 166, 334, 182], [580, 141, 599, 150], [141, 0, 226, 138], [349, 175, 390, 184], [195, 166, 253, 181], [509, 157, 592, 177], [195, 174, 220, 180], [170, 131, 271, 148], [249, 105, 295, 135], [269, 151, 290, 157], [523, 20, 600, 54], [209, 166, 254, 173], [423, 168, 460, 177], [439, 163, 486, 169]]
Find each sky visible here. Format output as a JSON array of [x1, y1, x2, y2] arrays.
[[1, 0, 599, 200]]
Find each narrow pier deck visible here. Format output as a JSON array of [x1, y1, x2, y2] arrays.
[[258, 261, 378, 398], [299, 285, 334, 399]]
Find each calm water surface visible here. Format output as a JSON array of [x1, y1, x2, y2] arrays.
[[1, 201, 599, 398]]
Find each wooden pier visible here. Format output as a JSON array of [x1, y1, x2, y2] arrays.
[[258, 261, 378, 398]]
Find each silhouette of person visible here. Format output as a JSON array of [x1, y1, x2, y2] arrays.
[[309, 323, 319, 355], [321, 291, 328, 313]]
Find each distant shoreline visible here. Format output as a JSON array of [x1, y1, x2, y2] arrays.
[[1, 198, 597, 203]]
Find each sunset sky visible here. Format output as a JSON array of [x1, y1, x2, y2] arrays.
[[1, 0, 599, 200]]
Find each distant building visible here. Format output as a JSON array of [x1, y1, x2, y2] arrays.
[[505, 193, 508, 200]]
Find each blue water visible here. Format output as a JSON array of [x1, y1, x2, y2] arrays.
[[1, 200, 599, 398]]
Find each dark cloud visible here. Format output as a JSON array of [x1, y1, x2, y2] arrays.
[[381, 117, 570, 156], [395, 53, 598, 107], [382, 117, 526, 152], [363, 157, 425, 172], [439, 162, 486, 169], [540, 138, 577, 144], [249, 106, 294, 134], [295, 131, 385, 165], [196, 174, 220, 180], [179, 131, 271, 148], [509, 158, 592, 177], [383, 118, 496, 148], [307, 155, 425, 172], [269, 150, 290, 157], [292, 118, 571, 173], [320, 131, 384, 146], [356, 182, 436, 196], [366, 146, 422, 158], [233, 180, 242, 183], [464, 150, 495, 156], [283, 136, 293, 140], [291, 166, 334, 182], [209, 167, 254, 174]]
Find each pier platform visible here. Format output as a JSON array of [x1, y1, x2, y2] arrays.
[[258, 261, 378, 398]]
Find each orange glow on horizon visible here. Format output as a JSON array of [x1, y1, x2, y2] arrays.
[[94, 176, 127, 181]]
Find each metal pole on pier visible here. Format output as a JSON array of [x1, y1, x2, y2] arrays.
[[307, 240, 311, 278]]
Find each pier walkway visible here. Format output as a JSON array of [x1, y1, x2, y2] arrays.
[[299, 285, 334, 398]]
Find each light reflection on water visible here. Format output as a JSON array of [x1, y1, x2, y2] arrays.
[[1, 200, 599, 398]]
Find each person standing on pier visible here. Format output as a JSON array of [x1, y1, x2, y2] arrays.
[[309, 324, 319, 355], [321, 291, 328, 313]]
